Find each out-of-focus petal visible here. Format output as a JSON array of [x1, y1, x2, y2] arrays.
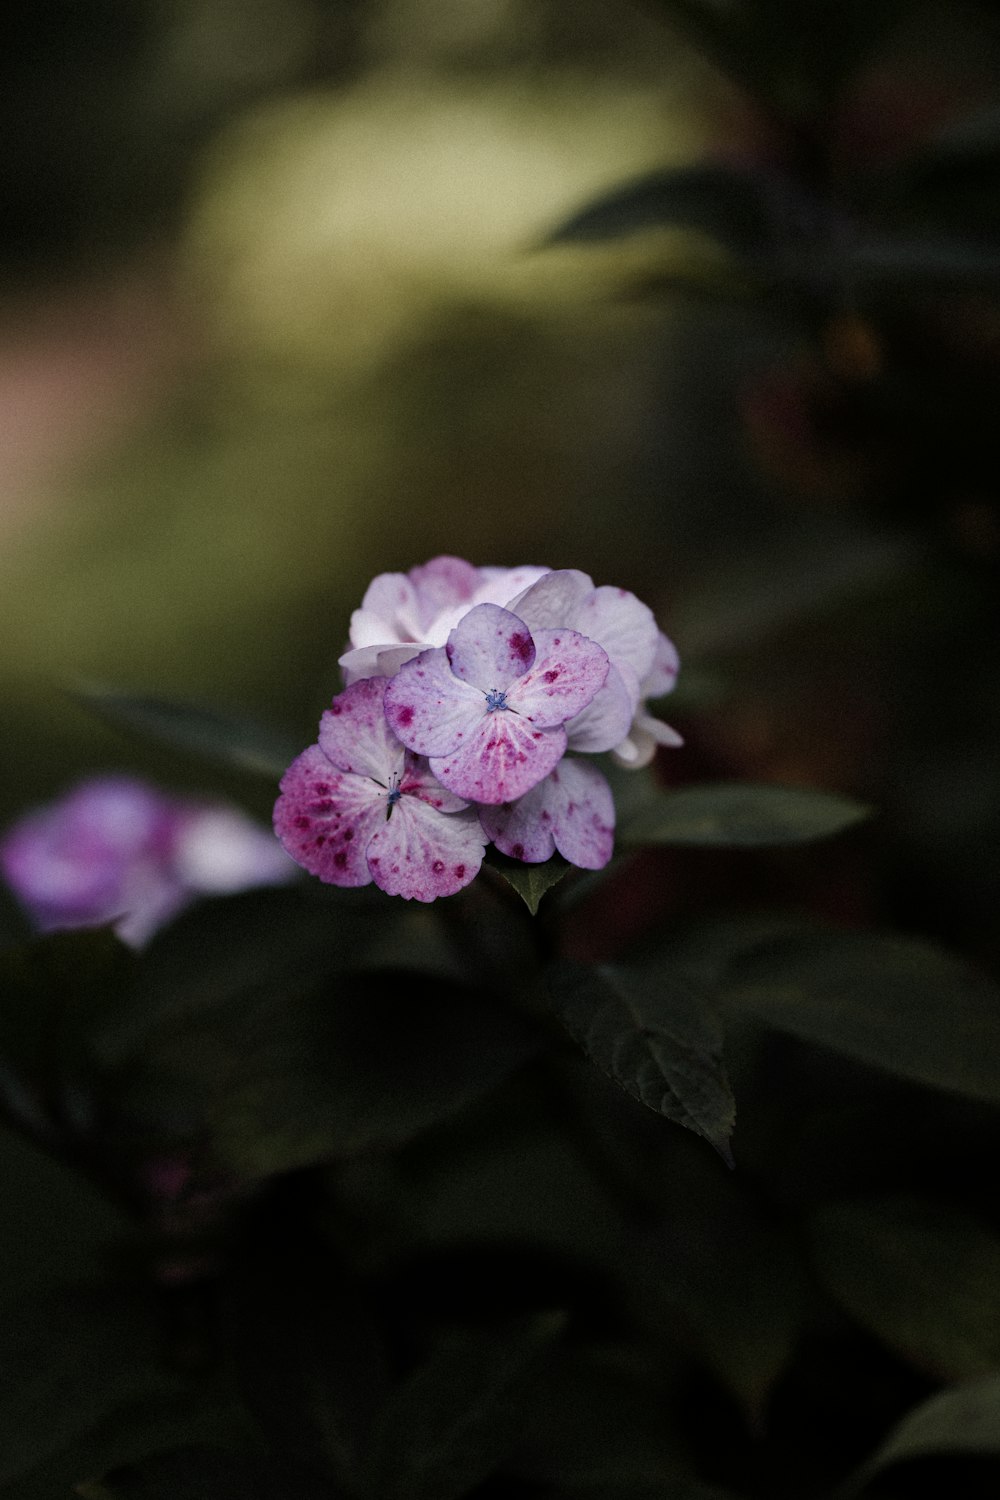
[[565, 662, 638, 753], [574, 585, 659, 682], [507, 568, 594, 629]]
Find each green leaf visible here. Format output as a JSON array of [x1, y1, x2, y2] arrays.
[[484, 849, 571, 914], [115, 966, 537, 1179], [808, 1198, 1000, 1381], [546, 164, 786, 260], [2, 1392, 253, 1500], [0, 1285, 181, 1488], [75, 1445, 330, 1500], [229, 1223, 389, 1491], [618, 783, 871, 848], [723, 930, 1000, 1104], [549, 961, 735, 1164], [363, 1312, 566, 1500], [847, 1373, 1000, 1494], [70, 682, 301, 779], [0, 927, 137, 1134]]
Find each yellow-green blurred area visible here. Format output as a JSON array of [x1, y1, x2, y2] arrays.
[[3, 0, 1000, 924]]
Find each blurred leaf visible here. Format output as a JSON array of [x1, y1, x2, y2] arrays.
[[0, 927, 137, 1136], [363, 1312, 565, 1500], [808, 1198, 1000, 1381], [485, 850, 571, 914], [71, 683, 301, 779], [229, 1222, 388, 1491], [506, 1343, 694, 1489], [0, 879, 31, 951], [546, 164, 788, 259], [116, 965, 537, 1179], [75, 1445, 330, 1500], [620, 1126, 807, 1421], [617, 782, 871, 848], [549, 961, 735, 1164], [0, 1126, 127, 1293], [847, 1373, 1000, 1493], [3, 1392, 253, 1500], [724, 930, 1000, 1103], [0, 1285, 180, 1488]]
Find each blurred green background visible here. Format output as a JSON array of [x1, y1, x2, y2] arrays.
[[3, 0, 1000, 957]]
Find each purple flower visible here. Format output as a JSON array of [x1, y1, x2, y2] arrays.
[[1, 777, 294, 946], [274, 677, 487, 901], [480, 758, 615, 869], [340, 556, 550, 683], [507, 570, 682, 761], [382, 603, 610, 805]]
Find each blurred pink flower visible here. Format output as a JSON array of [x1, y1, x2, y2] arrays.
[[1, 776, 295, 946]]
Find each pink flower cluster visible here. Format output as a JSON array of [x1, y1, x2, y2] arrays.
[[1, 777, 296, 946], [275, 558, 681, 902]]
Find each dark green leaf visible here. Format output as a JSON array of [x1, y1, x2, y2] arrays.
[[724, 930, 1000, 1103], [632, 1134, 815, 1416], [2, 1392, 253, 1500], [0, 1126, 127, 1294], [549, 961, 735, 1163], [0, 927, 137, 1135], [847, 1374, 1000, 1493], [70, 682, 301, 779], [545, 165, 787, 259], [0, 1285, 179, 1488], [618, 783, 871, 848], [506, 1343, 696, 1489], [363, 1312, 565, 1500], [229, 1222, 388, 1490], [76, 1445, 330, 1500], [116, 967, 537, 1179], [485, 849, 571, 914], [808, 1198, 1000, 1381]]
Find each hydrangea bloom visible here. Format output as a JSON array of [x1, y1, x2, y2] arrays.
[[1, 777, 295, 946], [383, 603, 610, 804], [274, 677, 487, 901], [277, 557, 682, 899]]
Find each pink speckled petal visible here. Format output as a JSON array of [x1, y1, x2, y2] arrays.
[[472, 565, 551, 609], [355, 573, 422, 643], [409, 555, 480, 630], [338, 642, 424, 685], [430, 714, 567, 804], [444, 604, 536, 690], [400, 753, 469, 813], [366, 798, 487, 901], [507, 628, 608, 727], [507, 569, 594, 629], [482, 759, 615, 870], [318, 678, 405, 782], [573, 585, 659, 681], [565, 662, 638, 753], [274, 745, 385, 887], [643, 631, 680, 696], [384, 648, 485, 756]]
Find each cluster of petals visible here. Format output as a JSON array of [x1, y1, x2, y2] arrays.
[[1, 777, 296, 946], [274, 558, 682, 901]]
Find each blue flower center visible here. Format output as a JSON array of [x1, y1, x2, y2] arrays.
[[485, 688, 509, 713], [386, 774, 402, 813]]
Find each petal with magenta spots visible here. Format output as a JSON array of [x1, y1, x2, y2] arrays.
[[273, 745, 384, 887], [430, 714, 567, 804], [366, 798, 487, 901]]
